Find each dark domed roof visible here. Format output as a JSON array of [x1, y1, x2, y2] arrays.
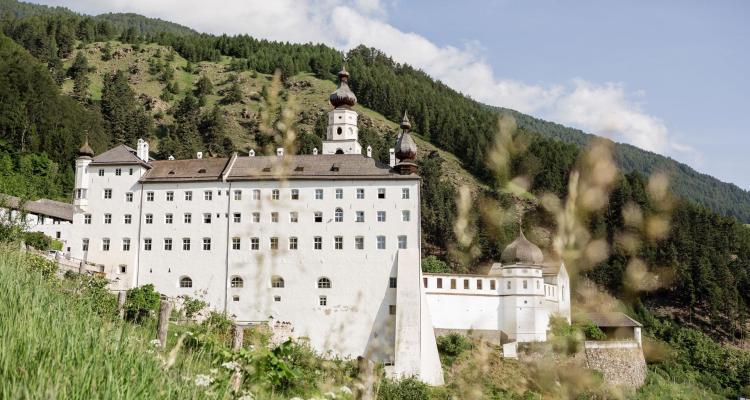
[[501, 229, 544, 265], [329, 67, 357, 108], [395, 111, 417, 162], [78, 139, 94, 158]]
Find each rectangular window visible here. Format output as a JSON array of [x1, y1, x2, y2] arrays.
[[98, 169, 104, 177], [355, 236, 364, 250], [253, 189, 261, 200], [356, 211, 365, 222], [115, 168, 121, 176], [234, 190, 242, 200], [490, 280, 496, 290], [423, 277, 429, 288], [402, 188, 410, 199], [377, 211, 386, 222], [477, 280, 483, 290], [82, 238, 89, 252], [183, 238, 191, 251], [104, 214, 112, 224], [398, 235, 407, 249], [389, 277, 397, 288], [289, 237, 298, 250], [184, 213, 192, 223], [145, 214, 153, 224], [378, 188, 386, 199], [232, 237, 241, 250], [377, 236, 386, 249], [102, 238, 110, 251], [356, 188, 365, 199], [122, 238, 131, 251], [165, 213, 173, 224], [272, 189, 279, 200], [335, 188, 343, 199], [290, 212, 298, 223], [202, 238, 211, 251], [389, 305, 396, 315], [334, 236, 343, 250], [402, 210, 411, 222], [185, 191, 193, 201], [507, 281, 511, 289], [523, 280, 528, 289], [125, 192, 133, 202], [146, 191, 154, 201], [129, 168, 133, 176], [124, 214, 132, 224], [270, 237, 279, 250], [166, 191, 174, 201], [314, 212, 323, 223], [291, 189, 299, 200], [84, 214, 91, 224], [252, 212, 260, 223], [164, 238, 173, 251], [314, 236, 322, 250], [451, 279, 456, 289], [463, 279, 470, 289], [250, 237, 259, 250], [271, 212, 279, 223], [144, 238, 152, 251], [319, 295, 327, 306], [203, 213, 211, 224], [233, 213, 241, 223], [315, 189, 323, 199], [104, 189, 112, 199], [204, 191, 212, 201], [437, 278, 443, 289]]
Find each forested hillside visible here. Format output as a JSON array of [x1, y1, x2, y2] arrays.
[[1, 1, 750, 396]]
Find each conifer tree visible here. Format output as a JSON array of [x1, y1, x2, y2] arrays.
[[101, 70, 151, 145]]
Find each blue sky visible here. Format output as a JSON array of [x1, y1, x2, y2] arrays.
[[33, 0, 750, 188]]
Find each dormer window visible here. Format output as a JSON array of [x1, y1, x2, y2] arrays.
[[331, 164, 340, 172], [198, 168, 206, 174]]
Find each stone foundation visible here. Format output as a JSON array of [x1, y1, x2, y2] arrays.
[[584, 341, 646, 388]]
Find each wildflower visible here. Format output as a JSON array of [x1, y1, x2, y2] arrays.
[[149, 339, 161, 346], [324, 392, 336, 399], [221, 361, 239, 371], [194, 374, 213, 387], [339, 387, 352, 395], [209, 368, 218, 375]]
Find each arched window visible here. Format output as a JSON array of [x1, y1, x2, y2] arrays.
[[318, 277, 331, 289], [180, 276, 193, 288], [335, 149, 344, 154], [231, 276, 244, 288], [334, 208, 343, 222], [271, 276, 285, 288]]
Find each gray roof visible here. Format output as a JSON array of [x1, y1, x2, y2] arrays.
[[91, 145, 150, 167], [0, 194, 74, 221], [139, 154, 417, 183], [585, 312, 642, 328], [501, 230, 544, 265]]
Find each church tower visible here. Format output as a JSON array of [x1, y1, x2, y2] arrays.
[[74, 139, 94, 208], [323, 67, 362, 155]]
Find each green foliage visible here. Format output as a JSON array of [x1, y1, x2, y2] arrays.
[[24, 253, 57, 279], [221, 80, 243, 104], [101, 69, 152, 145], [377, 377, 430, 400], [418, 153, 457, 254], [193, 74, 213, 97], [421, 255, 451, 273], [436, 333, 473, 366], [100, 41, 112, 61], [180, 295, 206, 319], [21, 231, 52, 250], [124, 284, 161, 323], [579, 320, 607, 341]]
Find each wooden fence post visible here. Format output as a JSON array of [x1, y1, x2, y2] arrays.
[[118, 291, 127, 320], [78, 260, 85, 274], [157, 299, 172, 348], [232, 324, 244, 350], [356, 356, 376, 400]]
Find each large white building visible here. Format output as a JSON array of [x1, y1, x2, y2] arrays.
[[66, 69, 569, 385]]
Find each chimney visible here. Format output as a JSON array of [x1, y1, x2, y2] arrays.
[[249, 149, 255, 157], [366, 146, 372, 158], [276, 148, 284, 157], [389, 148, 396, 167], [196, 152, 203, 159], [136, 138, 149, 162], [313, 147, 318, 155]]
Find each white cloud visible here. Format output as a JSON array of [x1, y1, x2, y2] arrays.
[[33, 0, 693, 156]]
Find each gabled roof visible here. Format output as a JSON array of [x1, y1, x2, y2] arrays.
[[585, 312, 642, 328], [91, 145, 150, 168], [0, 194, 74, 221], [140, 158, 231, 182]]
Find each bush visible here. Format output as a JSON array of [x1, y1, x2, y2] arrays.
[[124, 284, 161, 323], [436, 333, 473, 366], [578, 320, 607, 340], [377, 377, 430, 400], [23, 231, 52, 250], [180, 295, 206, 319], [25, 253, 57, 279], [421, 255, 450, 273]]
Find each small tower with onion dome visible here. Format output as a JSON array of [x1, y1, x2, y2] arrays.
[[74, 138, 94, 208], [394, 111, 418, 175], [323, 67, 362, 155]]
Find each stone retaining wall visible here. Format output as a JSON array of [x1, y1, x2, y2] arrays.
[[584, 341, 646, 388]]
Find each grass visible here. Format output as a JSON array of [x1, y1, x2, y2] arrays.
[[0, 248, 227, 399]]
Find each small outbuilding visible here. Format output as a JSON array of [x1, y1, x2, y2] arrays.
[[585, 312, 643, 345]]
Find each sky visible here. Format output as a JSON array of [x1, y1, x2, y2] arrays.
[[31, 0, 750, 189]]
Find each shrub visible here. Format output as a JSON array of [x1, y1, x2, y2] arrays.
[[377, 377, 430, 400], [25, 253, 57, 279], [23, 231, 52, 250], [578, 320, 607, 340], [421, 255, 450, 273], [181, 295, 206, 319], [124, 284, 161, 323], [436, 333, 473, 366]]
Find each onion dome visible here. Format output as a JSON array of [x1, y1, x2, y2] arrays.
[[501, 228, 544, 265], [395, 111, 417, 162], [78, 139, 94, 158], [329, 67, 357, 108]]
